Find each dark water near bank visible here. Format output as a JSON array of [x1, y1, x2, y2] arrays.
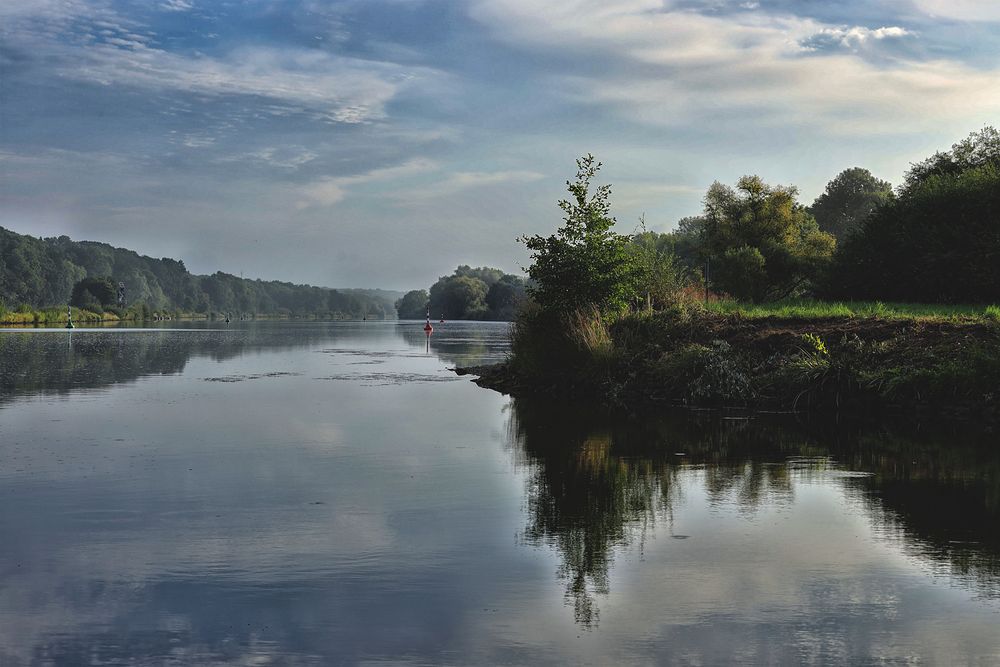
[[1, 321, 998, 665]]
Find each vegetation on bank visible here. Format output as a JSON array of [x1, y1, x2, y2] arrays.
[[0, 301, 222, 325], [0, 226, 396, 319], [480, 304, 1000, 418], [464, 127, 1000, 419], [0, 304, 142, 325]]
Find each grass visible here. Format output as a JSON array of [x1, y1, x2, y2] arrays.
[[706, 298, 999, 321]]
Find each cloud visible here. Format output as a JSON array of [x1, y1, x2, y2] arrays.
[[5, 1, 442, 125], [69, 44, 420, 124], [159, 0, 193, 11], [216, 146, 320, 170], [296, 163, 544, 209], [466, 0, 1000, 134], [296, 159, 440, 208], [800, 25, 913, 52], [427, 169, 545, 193], [912, 0, 1000, 22], [386, 169, 546, 205]]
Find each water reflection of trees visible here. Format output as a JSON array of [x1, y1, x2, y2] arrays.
[[0, 325, 343, 405], [0, 321, 505, 404], [508, 399, 1000, 625], [396, 321, 510, 368]]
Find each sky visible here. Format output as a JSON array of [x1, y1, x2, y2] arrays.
[[1, 0, 998, 290]]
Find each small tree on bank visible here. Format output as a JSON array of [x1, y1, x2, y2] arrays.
[[520, 155, 641, 316]]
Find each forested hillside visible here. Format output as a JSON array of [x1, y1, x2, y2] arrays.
[[0, 227, 395, 319]]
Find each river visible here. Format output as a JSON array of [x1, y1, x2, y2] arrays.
[[0, 321, 998, 664]]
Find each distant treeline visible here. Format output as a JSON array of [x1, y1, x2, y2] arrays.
[[0, 226, 397, 319], [396, 265, 528, 321]]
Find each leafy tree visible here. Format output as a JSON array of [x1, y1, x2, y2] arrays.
[[809, 167, 893, 239], [417, 267, 526, 321], [429, 275, 489, 319], [714, 246, 767, 302], [485, 274, 527, 320], [901, 126, 1000, 196], [824, 127, 1000, 303], [520, 154, 641, 315], [669, 216, 710, 269], [395, 289, 429, 319], [70, 277, 116, 309], [826, 159, 1000, 303], [453, 265, 505, 286], [701, 176, 835, 302]]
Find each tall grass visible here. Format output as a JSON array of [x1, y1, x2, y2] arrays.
[[707, 298, 996, 321], [0, 304, 172, 326], [567, 307, 615, 361]]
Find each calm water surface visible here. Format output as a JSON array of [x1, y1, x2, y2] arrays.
[[1, 321, 998, 665]]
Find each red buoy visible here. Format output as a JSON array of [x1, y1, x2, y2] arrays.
[[423, 308, 433, 334]]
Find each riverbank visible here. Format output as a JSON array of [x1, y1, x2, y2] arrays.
[[0, 307, 395, 326], [0, 307, 214, 326], [457, 307, 1000, 422]]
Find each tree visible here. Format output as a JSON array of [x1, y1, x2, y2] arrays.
[[395, 289, 429, 319], [429, 275, 489, 319], [70, 277, 116, 309], [453, 265, 505, 286], [670, 216, 710, 269], [901, 126, 1000, 196], [485, 275, 527, 320], [824, 127, 1000, 303], [0, 225, 390, 318], [809, 167, 893, 239], [520, 154, 641, 315], [701, 176, 835, 302]]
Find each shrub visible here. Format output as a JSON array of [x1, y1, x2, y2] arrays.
[[654, 340, 753, 404]]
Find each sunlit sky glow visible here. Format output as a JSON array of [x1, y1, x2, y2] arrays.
[[1, 0, 998, 289]]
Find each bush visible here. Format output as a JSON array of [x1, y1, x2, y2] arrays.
[[653, 340, 753, 404]]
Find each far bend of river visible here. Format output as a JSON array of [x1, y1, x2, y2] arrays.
[[1, 321, 999, 665]]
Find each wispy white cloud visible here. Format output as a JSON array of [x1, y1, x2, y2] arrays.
[[69, 44, 423, 124], [296, 159, 440, 208], [434, 170, 545, 191], [388, 169, 546, 203], [216, 146, 320, 170], [297, 164, 545, 209], [160, 0, 193, 11], [5, 0, 441, 125], [912, 0, 1000, 22]]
